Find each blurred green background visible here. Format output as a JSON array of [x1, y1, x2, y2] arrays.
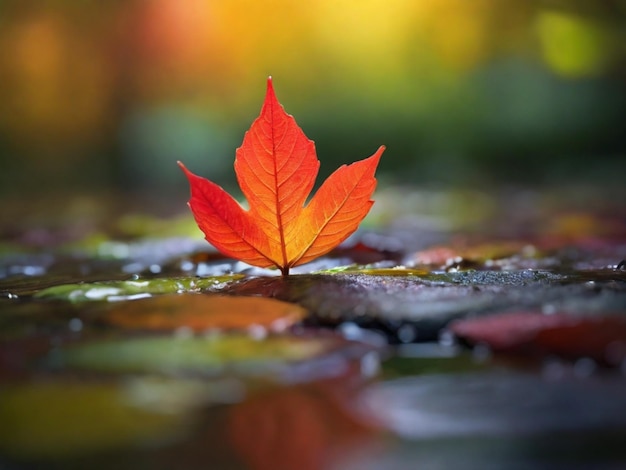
[[0, 0, 625, 199]]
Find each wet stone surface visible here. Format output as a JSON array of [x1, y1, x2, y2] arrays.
[[0, 188, 625, 469], [221, 268, 626, 343]]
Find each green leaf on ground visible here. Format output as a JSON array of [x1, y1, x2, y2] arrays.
[[50, 334, 338, 376], [34, 275, 243, 302]]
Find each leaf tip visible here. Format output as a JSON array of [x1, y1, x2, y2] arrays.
[[369, 145, 386, 165], [177, 161, 192, 178], [266, 76, 275, 99]]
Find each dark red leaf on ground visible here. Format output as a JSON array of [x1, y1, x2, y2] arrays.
[[451, 312, 626, 367], [450, 312, 573, 351], [534, 317, 626, 366]]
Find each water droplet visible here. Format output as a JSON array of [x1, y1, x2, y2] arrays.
[[123, 262, 144, 274], [472, 342, 492, 362], [100, 241, 130, 259], [542, 304, 558, 315], [68, 318, 83, 332], [438, 330, 456, 347], [360, 351, 380, 377], [339, 322, 362, 339], [270, 317, 291, 332], [84, 287, 122, 300], [108, 293, 152, 302], [542, 357, 566, 380], [247, 324, 267, 340], [173, 326, 194, 339], [573, 357, 596, 377], [397, 324, 417, 343], [180, 260, 195, 271]]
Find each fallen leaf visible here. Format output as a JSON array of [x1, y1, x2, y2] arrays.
[[53, 334, 341, 376], [449, 312, 570, 351], [0, 381, 190, 459], [450, 312, 626, 367], [533, 317, 626, 367], [34, 276, 242, 302], [179, 78, 384, 275], [103, 294, 307, 331]]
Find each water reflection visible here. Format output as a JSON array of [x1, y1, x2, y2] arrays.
[[227, 379, 380, 470]]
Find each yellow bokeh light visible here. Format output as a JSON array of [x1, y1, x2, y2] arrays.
[[536, 11, 612, 77]]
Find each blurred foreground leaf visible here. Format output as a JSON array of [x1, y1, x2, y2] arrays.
[[52, 334, 340, 377], [0, 380, 191, 459]]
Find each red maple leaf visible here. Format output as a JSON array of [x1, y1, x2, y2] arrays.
[[179, 77, 384, 275]]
